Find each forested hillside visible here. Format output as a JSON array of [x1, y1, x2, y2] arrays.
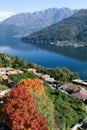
[[23, 9, 87, 45]]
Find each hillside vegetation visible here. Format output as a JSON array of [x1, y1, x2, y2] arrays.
[[0, 53, 86, 130], [23, 9, 87, 45], [45, 86, 86, 130], [0, 52, 78, 83]]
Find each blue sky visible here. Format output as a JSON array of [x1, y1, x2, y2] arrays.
[[0, 0, 87, 21]]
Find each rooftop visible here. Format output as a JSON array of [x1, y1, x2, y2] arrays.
[[72, 88, 87, 100], [72, 79, 87, 86], [61, 84, 80, 92]]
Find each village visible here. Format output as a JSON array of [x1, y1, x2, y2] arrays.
[[0, 67, 87, 130], [0, 67, 87, 103]]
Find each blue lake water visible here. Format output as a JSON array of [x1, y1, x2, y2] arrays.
[[0, 37, 87, 80]]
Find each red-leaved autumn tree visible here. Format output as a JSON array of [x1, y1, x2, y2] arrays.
[[18, 78, 45, 93], [0, 85, 48, 130]]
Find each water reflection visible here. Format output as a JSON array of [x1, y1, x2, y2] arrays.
[[0, 37, 87, 79], [1, 37, 87, 62], [23, 41, 87, 62], [0, 36, 40, 51]]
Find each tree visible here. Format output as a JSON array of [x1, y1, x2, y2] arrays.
[[0, 85, 48, 130], [0, 75, 3, 83], [30, 90, 54, 130], [19, 78, 54, 129], [18, 78, 45, 93]]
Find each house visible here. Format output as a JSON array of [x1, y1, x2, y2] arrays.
[[72, 79, 87, 86], [7, 70, 18, 75], [0, 68, 6, 75], [0, 67, 23, 76], [0, 89, 10, 98], [5, 67, 14, 71], [27, 68, 55, 82], [40, 74, 55, 82], [61, 83, 87, 101], [60, 84, 80, 94], [2, 75, 8, 80], [16, 70, 23, 74], [6, 69, 23, 75], [35, 72, 42, 77], [72, 88, 87, 101], [27, 68, 36, 73]]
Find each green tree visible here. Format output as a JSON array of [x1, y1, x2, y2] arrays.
[[30, 90, 54, 130], [0, 75, 3, 84]]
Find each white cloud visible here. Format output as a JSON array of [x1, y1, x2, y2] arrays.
[[0, 11, 14, 21]]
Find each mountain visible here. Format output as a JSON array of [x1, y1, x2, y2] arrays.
[[22, 9, 87, 46], [0, 8, 76, 36], [0, 24, 26, 36]]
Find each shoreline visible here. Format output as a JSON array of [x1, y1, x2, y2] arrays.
[[50, 41, 87, 48], [22, 38, 87, 48]]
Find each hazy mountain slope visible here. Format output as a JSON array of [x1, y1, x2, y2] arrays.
[[3, 8, 76, 27], [0, 24, 26, 36], [0, 8, 76, 36], [23, 9, 87, 44]]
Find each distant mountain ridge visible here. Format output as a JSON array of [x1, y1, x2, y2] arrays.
[[0, 7, 77, 36], [23, 9, 87, 46]]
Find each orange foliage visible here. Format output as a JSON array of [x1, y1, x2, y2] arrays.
[[0, 85, 48, 130], [19, 78, 45, 93]]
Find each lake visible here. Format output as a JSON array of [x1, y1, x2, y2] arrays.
[[0, 36, 87, 80]]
